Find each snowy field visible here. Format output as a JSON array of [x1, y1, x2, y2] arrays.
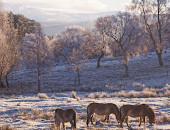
[[0, 50, 170, 129], [0, 92, 169, 129]]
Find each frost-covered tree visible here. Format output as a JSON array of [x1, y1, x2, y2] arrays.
[[99, 12, 144, 76], [21, 24, 52, 92], [8, 12, 38, 42], [53, 26, 86, 62], [53, 26, 87, 85], [94, 18, 109, 68], [80, 28, 111, 68], [68, 48, 86, 85], [129, 0, 170, 66], [0, 1, 19, 87]]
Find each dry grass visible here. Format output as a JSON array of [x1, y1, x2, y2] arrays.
[[33, 108, 41, 116], [20, 109, 28, 116], [112, 90, 140, 98], [0, 125, 14, 130], [87, 87, 167, 98], [111, 88, 158, 98], [157, 114, 170, 123], [128, 90, 140, 98], [132, 82, 144, 87], [49, 124, 57, 130], [71, 91, 80, 101], [88, 93, 95, 99], [51, 94, 56, 99], [21, 108, 53, 121], [100, 92, 110, 98], [164, 90, 170, 97], [38, 93, 49, 99], [141, 88, 157, 97], [88, 92, 110, 99], [111, 91, 127, 97]]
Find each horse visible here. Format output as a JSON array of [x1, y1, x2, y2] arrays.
[[86, 103, 120, 126], [54, 108, 77, 129], [120, 104, 156, 128]]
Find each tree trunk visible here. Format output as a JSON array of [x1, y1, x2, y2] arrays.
[[5, 75, 9, 87], [0, 76, 5, 88], [124, 63, 129, 77], [156, 50, 164, 67], [76, 66, 80, 86], [37, 67, 41, 93], [97, 51, 104, 68]]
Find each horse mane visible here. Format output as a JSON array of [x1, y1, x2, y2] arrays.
[[145, 106, 156, 122]]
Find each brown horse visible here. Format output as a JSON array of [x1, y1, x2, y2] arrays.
[[86, 103, 120, 126], [120, 104, 156, 128], [54, 108, 77, 129]]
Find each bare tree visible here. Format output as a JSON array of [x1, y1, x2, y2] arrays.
[[21, 24, 52, 92], [53, 26, 86, 62], [0, 1, 19, 87], [80, 29, 108, 68], [53, 26, 87, 85], [129, 0, 170, 66], [94, 18, 110, 68], [68, 48, 85, 85], [100, 12, 144, 76]]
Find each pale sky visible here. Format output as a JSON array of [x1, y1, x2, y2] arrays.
[[3, 0, 131, 13]]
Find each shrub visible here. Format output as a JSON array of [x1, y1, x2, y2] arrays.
[[88, 92, 110, 99], [112, 91, 127, 97], [20, 109, 28, 116], [128, 90, 140, 98], [41, 111, 54, 120], [51, 94, 56, 99], [157, 114, 170, 123], [142, 88, 157, 97], [33, 108, 41, 116], [0, 125, 14, 130], [38, 93, 49, 99], [95, 92, 101, 98], [88, 93, 95, 99], [164, 90, 170, 97], [22, 108, 53, 121], [49, 124, 57, 130], [132, 82, 144, 87], [71, 91, 80, 101], [100, 92, 110, 98]]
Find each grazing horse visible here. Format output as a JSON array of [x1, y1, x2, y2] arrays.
[[54, 108, 77, 129], [86, 103, 120, 126], [120, 104, 156, 128]]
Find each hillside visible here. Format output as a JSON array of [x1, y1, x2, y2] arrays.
[[0, 45, 169, 130], [1, 49, 169, 94]]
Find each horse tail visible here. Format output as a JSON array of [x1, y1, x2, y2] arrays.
[[54, 109, 57, 124], [73, 112, 77, 128], [86, 106, 89, 126]]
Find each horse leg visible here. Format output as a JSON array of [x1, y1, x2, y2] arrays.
[[56, 122, 60, 130], [125, 116, 129, 127], [120, 114, 126, 128], [86, 114, 91, 126], [139, 117, 142, 126], [104, 115, 107, 121], [62, 122, 65, 130], [106, 114, 110, 123], [143, 117, 146, 126], [90, 114, 94, 125]]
